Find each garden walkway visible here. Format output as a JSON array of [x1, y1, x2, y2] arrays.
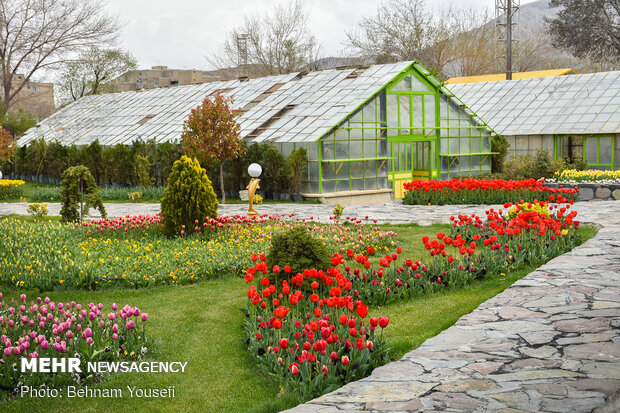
[[2, 200, 619, 411]]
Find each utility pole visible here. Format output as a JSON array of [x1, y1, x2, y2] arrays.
[[496, 0, 519, 80], [237, 34, 249, 78]]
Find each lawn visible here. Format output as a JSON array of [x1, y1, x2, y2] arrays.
[[0, 223, 597, 413]]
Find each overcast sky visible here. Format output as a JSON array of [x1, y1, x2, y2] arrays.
[[103, 0, 540, 70]]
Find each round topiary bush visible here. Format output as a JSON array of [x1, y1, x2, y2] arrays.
[[161, 155, 218, 236], [266, 226, 331, 275]]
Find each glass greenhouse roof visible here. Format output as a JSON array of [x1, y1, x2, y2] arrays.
[[18, 61, 413, 146], [448, 71, 620, 136]]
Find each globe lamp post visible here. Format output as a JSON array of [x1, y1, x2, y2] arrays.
[[247, 163, 262, 218]]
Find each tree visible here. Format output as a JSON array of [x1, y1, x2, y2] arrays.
[[346, 0, 452, 68], [0, 0, 120, 111], [208, 0, 321, 78], [60, 165, 106, 223], [181, 93, 245, 204], [546, 0, 620, 63], [0, 124, 14, 161], [56, 47, 137, 104]]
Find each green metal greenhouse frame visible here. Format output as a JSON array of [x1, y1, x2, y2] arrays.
[[286, 62, 500, 198]]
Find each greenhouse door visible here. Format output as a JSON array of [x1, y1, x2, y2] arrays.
[[388, 140, 432, 198]]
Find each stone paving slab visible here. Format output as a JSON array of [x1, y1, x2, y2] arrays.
[[2, 200, 620, 411]]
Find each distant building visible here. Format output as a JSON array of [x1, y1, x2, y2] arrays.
[[4, 74, 55, 119], [445, 68, 578, 85], [110, 66, 219, 92]]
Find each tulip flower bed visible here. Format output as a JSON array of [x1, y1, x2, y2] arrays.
[[340, 196, 582, 306], [244, 194, 584, 400], [0, 214, 396, 290], [0, 292, 148, 392], [0, 179, 25, 200], [403, 178, 579, 205], [552, 169, 620, 184], [244, 260, 391, 400]]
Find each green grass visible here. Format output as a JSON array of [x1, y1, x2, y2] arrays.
[[0, 224, 598, 413]]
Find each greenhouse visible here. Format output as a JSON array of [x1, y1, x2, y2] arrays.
[[19, 61, 497, 201], [451, 71, 620, 171]]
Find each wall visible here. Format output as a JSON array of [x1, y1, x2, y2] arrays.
[[546, 183, 620, 201], [504, 134, 554, 157]]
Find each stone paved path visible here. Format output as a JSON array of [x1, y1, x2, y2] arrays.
[[0, 200, 616, 225], [2, 200, 619, 411]]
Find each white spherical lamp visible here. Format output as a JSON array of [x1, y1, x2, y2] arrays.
[[248, 163, 262, 178]]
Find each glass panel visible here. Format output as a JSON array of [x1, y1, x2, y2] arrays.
[[308, 161, 319, 180], [307, 143, 318, 161], [362, 127, 376, 139], [585, 137, 597, 164], [481, 136, 491, 152], [335, 141, 348, 160], [481, 155, 491, 170], [449, 156, 459, 172], [424, 94, 436, 131], [412, 75, 432, 92], [335, 162, 348, 179], [350, 161, 364, 179], [350, 109, 363, 123], [336, 180, 349, 192], [440, 156, 449, 172], [378, 159, 388, 177], [349, 127, 363, 140], [322, 162, 335, 180], [364, 160, 377, 177], [363, 98, 377, 123], [400, 95, 410, 132], [378, 176, 388, 188], [387, 94, 398, 136], [431, 140, 436, 169], [392, 76, 411, 91], [308, 181, 319, 193], [449, 137, 459, 154], [335, 128, 348, 140], [599, 137, 612, 164], [440, 138, 448, 155], [413, 95, 423, 134], [322, 180, 335, 193], [351, 179, 364, 190], [460, 136, 470, 154], [471, 137, 481, 153], [364, 177, 378, 189], [350, 140, 363, 159], [321, 140, 334, 160], [363, 139, 376, 158], [378, 138, 387, 157]]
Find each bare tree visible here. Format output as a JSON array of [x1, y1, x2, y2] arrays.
[[346, 0, 440, 64], [56, 47, 137, 105], [0, 0, 120, 112], [208, 0, 321, 78]]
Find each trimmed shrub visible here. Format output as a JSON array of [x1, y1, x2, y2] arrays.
[[133, 154, 154, 187], [266, 226, 331, 276], [160, 156, 218, 236], [60, 165, 106, 223]]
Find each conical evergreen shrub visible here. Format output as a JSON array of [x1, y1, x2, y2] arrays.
[[161, 156, 218, 236]]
